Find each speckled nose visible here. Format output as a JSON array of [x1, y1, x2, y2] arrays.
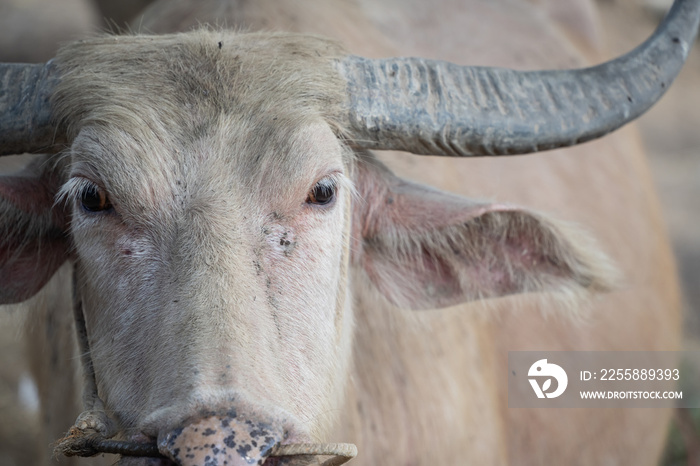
[[158, 415, 283, 466]]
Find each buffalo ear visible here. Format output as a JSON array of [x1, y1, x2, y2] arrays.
[[0, 157, 70, 304], [352, 155, 617, 310]]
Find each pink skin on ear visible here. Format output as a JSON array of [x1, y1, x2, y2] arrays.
[[0, 161, 69, 304], [352, 155, 610, 310]]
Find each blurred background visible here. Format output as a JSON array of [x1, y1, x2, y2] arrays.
[[596, 1, 700, 462], [0, 0, 697, 464]]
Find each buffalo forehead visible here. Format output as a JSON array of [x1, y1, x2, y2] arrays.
[[56, 30, 349, 220], [53, 30, 346, 134]]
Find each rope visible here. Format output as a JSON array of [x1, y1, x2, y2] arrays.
[[55, 428, 357, 465], [70, 268, 116, 439], [272, 443, 358, 466], [54, 428, 161, 458]]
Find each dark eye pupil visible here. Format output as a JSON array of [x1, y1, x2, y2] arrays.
[[80, 185, 110, 212], [307, 181, 336, 205]]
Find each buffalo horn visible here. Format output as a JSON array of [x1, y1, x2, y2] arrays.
[[0, 62, 60, 156], [338, 0, 700, 156]]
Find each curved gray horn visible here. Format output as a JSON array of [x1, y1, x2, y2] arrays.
[[339, 0, 700, 156], [0, 62, 61, 156]]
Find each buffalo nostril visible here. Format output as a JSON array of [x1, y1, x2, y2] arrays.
[[158, 415, 282, 466]]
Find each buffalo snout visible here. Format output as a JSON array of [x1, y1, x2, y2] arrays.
[[158, 414, 283, 466]]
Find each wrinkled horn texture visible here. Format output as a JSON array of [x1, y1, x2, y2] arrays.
[[1, 0, 698, 158], [338, 0, 700, 156], [0, 62, 61, 156]]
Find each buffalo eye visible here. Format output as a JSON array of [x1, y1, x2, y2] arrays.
[[306, 178, 337, 206], [79, 183, 112, 212]]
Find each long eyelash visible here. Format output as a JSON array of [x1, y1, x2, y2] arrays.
[[55, 177, 99, 208], [324, 172, 355, 198], [315, 177, 337, 191]]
